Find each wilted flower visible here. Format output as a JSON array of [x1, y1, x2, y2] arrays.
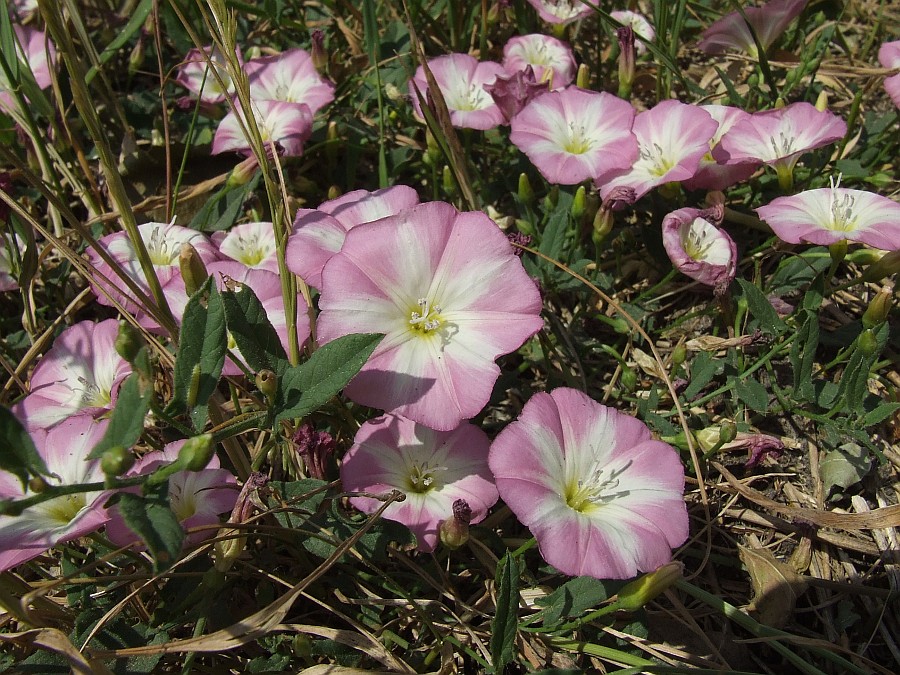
[[175, 45, 242, 104], [484, 66, 549, 123], [0, 416, 111, 572], [409, 54, 507, 130], [12, 320, 133, 430], [293, 424, 336, 480], [610, 10, 655, 55], [510, 86, 638, 185], [662, 207, 737, 292], [317, 201, 543, 430], [286, 185, 420, 289], [502, 34, 577, 88], [212, 221, 279, 273], [489, 387, 689, 579], [341, 414, 498, 552], [212, 99, 313, 157], [105, 439, 238, 548], [526, 0, 593, 25], [697, 0, 807, 56], [246, 48, 335, 116], [755, 176, 900, 249], [598, 100, 717, 202], [878, 41, 900, 109]]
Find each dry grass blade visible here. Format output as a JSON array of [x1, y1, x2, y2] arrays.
[[0, 628, 95, 674]]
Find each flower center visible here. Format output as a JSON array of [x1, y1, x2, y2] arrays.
[[827, 175, 857, 232], [682, 219, 715, 261], [640, 142, 675, 177], [408, 297, 444, 334], [147, 226, 179, 266], [448, 83, 491, 112], [77, 376, 111, 408], [233, 232, 272, 266], [542, 0, 585, 21], [34, 493, 87, 526], [562, 122, 593, 154], [564, 461, 631, 514], [769, 131, 796, 158], [405, 461, 446, 494]]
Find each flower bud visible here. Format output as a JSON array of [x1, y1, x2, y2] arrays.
[[439, 499, 472, 550], [424, 128, 441, 167], [226, 155, 261, 187], [576, 63, 590, 90], [178, 434, 215, 471], [694, 427, 721, 453], [861, 250, 900, 283], [310, 29, 328, 73], [857, 328, 879, 357], [115, 320, 144, 364], [442, 165, 457, 197], [517, 172, 534, 205], [671, 343, 687, 368], [571, 185, 586, 222], [616, 562, 683, 612], [815, 90, 829, 112], [128, 37, 145, 76], [179, 242, 210, 297], [101, 446, 135, 477], [325, 120, 339, 169], [616, 26, 635, 99], [862, 286, 893, 329], [28, 476, 49, 493], [255, 369, 277, 405], [620, 365, 637, 392], [719, 420, 737, 444], [327, 184, 341, 201]]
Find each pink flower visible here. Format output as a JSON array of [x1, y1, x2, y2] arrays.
[[317, 201, 543, 431], [175, 45, 242, 104], [755, 177, 900, 249], [715, 103, 846, 184], [12, 320, 132, 430], [286, 185, 420, 289], [0, 25, 56, 115], [526, 0, 593, 25], [409, 54, 507, 130], [878, 41, 900, 109], [246, 48, 335, 116], [502, 34, 577, 88], [212, 221, 279, 273], [105, 440, 238, 548], [0, 231, 25, 292], [489, 388, 689, 579], [85, 221, 219, 325], [0, 416, 111, 572], [341, 414, 498, 552], [662, 207, 737, 290], [212, 100, 313, 157], [597, 100, 717, 202], [682, 104, 759, 192], [610, 10, 655, 55], [697, 0, 807, 56], [510, 87, 638, 185]]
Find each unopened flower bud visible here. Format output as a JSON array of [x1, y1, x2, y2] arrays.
[[178, 434, 215, 471], [424, 128, 441, 167], [28, 476, 49, 493], [719, 420, 737, 444], [439, 499, 472, 550], [857, 328, 879, 357], [179, 243, 210, 297], [215, 472, 268, 572], [694, 427, 720, 453], [616, 562, 683, 612], [616, 26, 635, 99], [115, 320, 144, 364], [327, 184, 341, 201], [310, 29, 327, 73], [671, 343, 687, 368], [442, 165, 457, 197], [226, 155, 260, 187], [862, 286, 893, 329], [325, 120, 339, 168], [576, 63, 590, 90], [128, 37, 145, 76], [774, 97, 786, 109], [571, 185, 586, 222], [517, 172, 534, 205], [861, 250, 900, 283], [620, 365, 637, 392], [815, 90, 829, 112], [101, 446, 135, 477], [255, 369, 277, 405]]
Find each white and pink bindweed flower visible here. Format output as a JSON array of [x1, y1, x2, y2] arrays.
[[175, 45, 242, 105], [661, 206, 737, 291], [317, 201, 543, 431], [409, 54, 506, 130], [489, 387, 689, 580], [286, 185, 420, 289], [246, 48, 335, 116], [0, 416, 111, 573], [12, 319, 132, 430], [878, 41, 900, 109], [105, 440, 238, 548], [526, 0, 593, 25], [755, 176, 900, 250], [212, 221, 279, 274], [340, 414, 498, 552], [510, 87, 638, 185], [502, 34, 577, 88], [610, 10, 655, 55], [697, 0, 807, 56], [212, 99, 313, 157], [0, 25, 56, 115], [682, 104, 758, 192], [597, 100, 717, 202], [715, 102, 845, 188]]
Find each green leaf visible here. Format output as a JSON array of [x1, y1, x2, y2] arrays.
[[188, 172, 261, 232], [274, 333, 383, 424], [84, 0, 153, 85], [490, 551, 521, 673], [0, 405, 49, 489], [171, 279, 227, 430], [683, 351, 722, 400], [114, 487, 184, 572], [790, 309, 819, 402], [535, 576, 621, 628], [820, 443, 871, 500], [734, 377, 770, 413], [269, 478, 329, 529], [736, 279, 786, 335], [862, 402, 900, 427], [220, 281, 289, 375], [86, 363, 153, 460]]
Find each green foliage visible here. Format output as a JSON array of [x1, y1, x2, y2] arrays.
[[491, 551, 521, 673], [86, 359, 154, 460], [112, 483, 185, 573], [0, 405, 49, 489]]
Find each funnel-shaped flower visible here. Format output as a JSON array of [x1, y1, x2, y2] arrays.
[[246, 48, 335, 115], [0, 416, 111, 572], [341, 414, 498, 552], [12, 320, 132, 430], [409, 54, 506, 130], [755, 177, 900, 249], [212, 221, 279, 273], [213, 100, 313, 157], [878, 41, 900, 109], [662, 207, 737, 290], [510, 87, 638, 185], [317, 201, 543, 430], [697, 0, 807, 56], [502, 34, 576, 88], [489, 387, 689, 579], [175, 45, 242, 104], [682, 104, 759, 191], [526, 0, 593, 25], [597, 100, 717, 202], [286, 185, 420, 289]]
